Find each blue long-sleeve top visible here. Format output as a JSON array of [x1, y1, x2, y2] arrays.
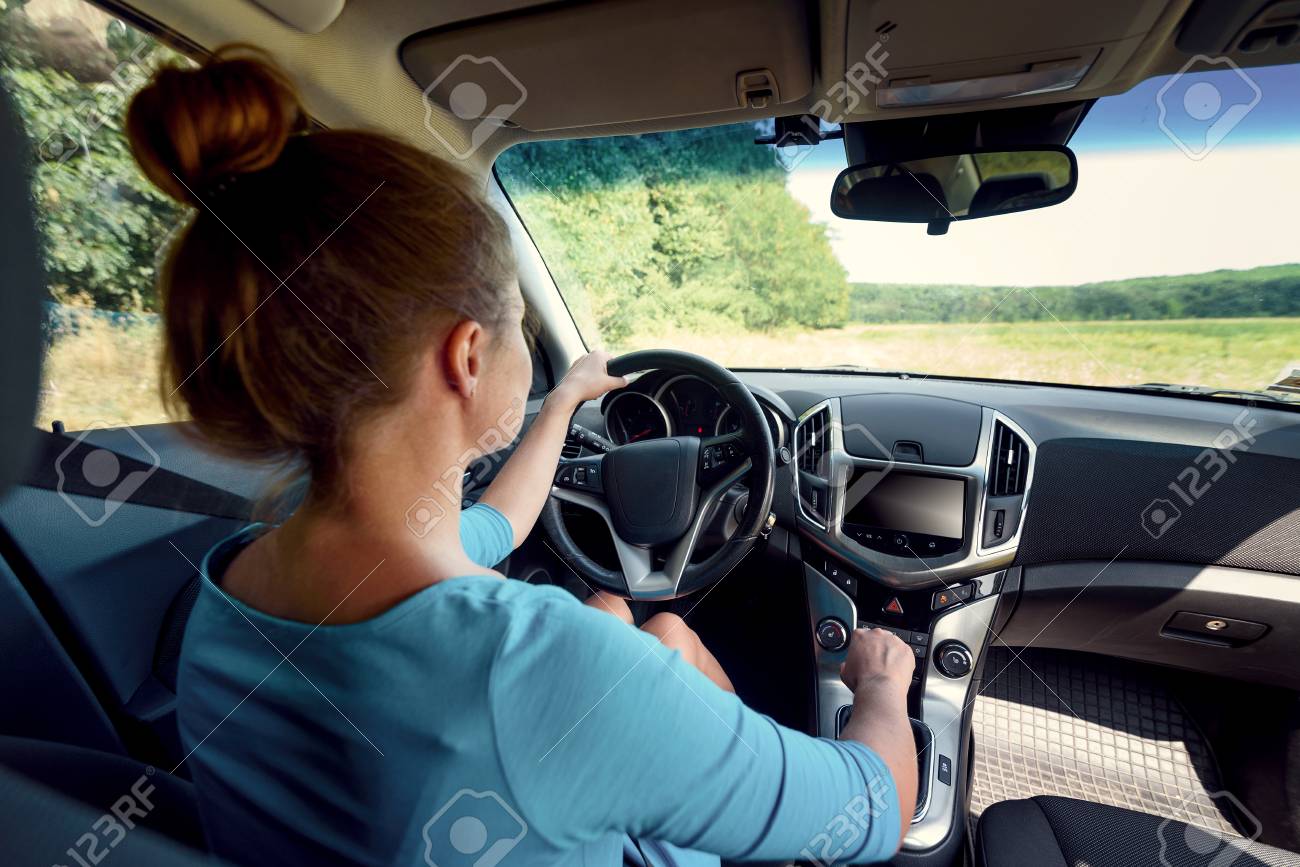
[[178, 503, 901, 866]]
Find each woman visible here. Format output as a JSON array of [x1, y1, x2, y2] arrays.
[[128, 49, 917, 866]]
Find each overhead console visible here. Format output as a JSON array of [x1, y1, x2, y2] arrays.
[[403, 0, 814, 132], [835, 0, 1181, 119], [795, 394, 1034, 588]]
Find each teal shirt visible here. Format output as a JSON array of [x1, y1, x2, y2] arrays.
[[178, 503, 901, 866]]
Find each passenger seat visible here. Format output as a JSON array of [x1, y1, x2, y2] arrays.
[[977, 797, 1300, 867]]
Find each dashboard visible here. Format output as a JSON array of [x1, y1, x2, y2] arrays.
[[569, 366, 1300, 856], [588, 368, 1300, 593]]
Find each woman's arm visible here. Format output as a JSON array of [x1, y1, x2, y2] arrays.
[[490, 594, 918, 863], [479, 351, 626, 546], [840, 627, 921, 851]]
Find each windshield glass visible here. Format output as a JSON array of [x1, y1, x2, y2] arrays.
[[497, 63, 1300, 398]]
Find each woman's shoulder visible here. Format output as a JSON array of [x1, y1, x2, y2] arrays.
[[382, 575, 615, 645]]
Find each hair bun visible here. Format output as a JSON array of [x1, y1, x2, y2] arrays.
[[126, 46, 303, 207]]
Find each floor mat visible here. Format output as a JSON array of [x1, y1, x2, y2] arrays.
[[970, 647, 1242, 836]]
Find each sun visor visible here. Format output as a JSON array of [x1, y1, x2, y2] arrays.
[[403, 0, 814, 132], [248, 0, 345, 34]]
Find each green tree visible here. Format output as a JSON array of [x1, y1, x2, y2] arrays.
[[1, 4, 187, 312], [498, 123, 851, 345]]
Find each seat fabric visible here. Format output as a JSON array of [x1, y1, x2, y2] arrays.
[[0, 735, 205, 850], [977, 796, 1300, 867]]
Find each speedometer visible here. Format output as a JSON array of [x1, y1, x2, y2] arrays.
[[604, 392, 671, 445], [656, 376, 727, 437]]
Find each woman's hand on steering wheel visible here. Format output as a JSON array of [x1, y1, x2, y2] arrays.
[[548, 351, 629, 411]]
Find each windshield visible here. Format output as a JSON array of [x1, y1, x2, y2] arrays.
[[496, 63, 1300, 398]]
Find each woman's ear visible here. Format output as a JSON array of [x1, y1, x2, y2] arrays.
[[441, 319, 486, 400]]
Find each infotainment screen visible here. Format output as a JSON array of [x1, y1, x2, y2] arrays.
[[843, 470, 966, 540]]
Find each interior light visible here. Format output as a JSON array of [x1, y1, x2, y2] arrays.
[[876, 58, 1095, 109]]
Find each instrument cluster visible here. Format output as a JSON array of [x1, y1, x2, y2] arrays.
[[602, 375, 784, 446]]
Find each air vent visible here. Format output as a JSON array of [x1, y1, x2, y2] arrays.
[[796, 406, 831, 477], [561, 440, 582, 460], [795, 405, 833, 523], [989, 421, 1029, 497]]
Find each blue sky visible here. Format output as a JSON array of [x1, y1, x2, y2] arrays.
[[1073, 63, 1300, 152]]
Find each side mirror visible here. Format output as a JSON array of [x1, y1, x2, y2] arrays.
[[830, 146, 1078, 232]]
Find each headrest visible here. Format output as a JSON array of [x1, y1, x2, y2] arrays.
[[0, 86, 48, 492], [968, 172, 1052, 217]]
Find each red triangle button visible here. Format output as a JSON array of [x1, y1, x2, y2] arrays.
[[884, 597, 904, 616]]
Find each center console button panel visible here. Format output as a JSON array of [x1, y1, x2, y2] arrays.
[[931, 582, 975, 610], [859, 618, 930, 685], [844, 522, 964, 557]]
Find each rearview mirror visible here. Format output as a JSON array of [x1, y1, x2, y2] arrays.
[[830, 146, 1077, 230]]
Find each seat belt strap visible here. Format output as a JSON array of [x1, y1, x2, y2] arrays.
[[20, 429, 256, 521]]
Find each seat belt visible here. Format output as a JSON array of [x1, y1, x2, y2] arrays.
[[20, 428, 256, 521]]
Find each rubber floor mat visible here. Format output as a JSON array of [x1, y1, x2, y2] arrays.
[[970, 647, 1242, 835]]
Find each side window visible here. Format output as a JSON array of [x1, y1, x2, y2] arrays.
[[0, 0, 190, 430]]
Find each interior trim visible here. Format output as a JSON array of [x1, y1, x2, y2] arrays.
[[910, 590, 1001, 851], [1002, 560, 1300, 691]]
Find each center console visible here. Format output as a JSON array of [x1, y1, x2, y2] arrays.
[[795, 395, 1035, 854]]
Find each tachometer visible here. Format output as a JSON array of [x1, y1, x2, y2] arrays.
[[603, 392, 671, 445]]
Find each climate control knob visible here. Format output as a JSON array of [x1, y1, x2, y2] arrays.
[[934, 640, 973, 678], [816, 617, 850, 652]]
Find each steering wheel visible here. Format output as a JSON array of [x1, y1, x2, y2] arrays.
[[541, 350, 776, 600]]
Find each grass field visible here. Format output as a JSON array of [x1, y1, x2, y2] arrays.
[[36, 316, 1299, 430], [619, 317, 1300, 395], [38, 319, 171, 431]]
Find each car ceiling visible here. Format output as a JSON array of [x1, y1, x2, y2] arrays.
[[116, 0, 1300, 176]]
